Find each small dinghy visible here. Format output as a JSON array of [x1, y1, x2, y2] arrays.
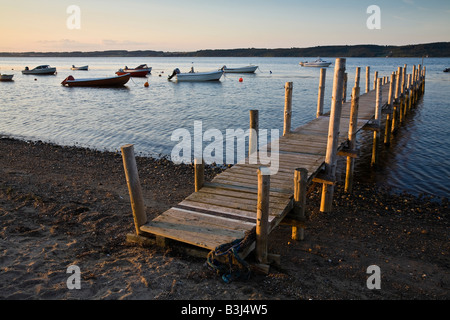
[[61, 73, 131, 87], [0, 74, 14, 81], [71, 65, 89, 70], [221, 65, 258, 73]]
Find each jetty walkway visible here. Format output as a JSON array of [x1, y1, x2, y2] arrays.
[[122, 58, 426, 272]]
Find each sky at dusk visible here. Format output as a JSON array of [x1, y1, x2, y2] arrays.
[[1, 0, 449, 52]]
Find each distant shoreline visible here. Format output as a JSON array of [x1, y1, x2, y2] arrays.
[[1, 42, 449, 58]]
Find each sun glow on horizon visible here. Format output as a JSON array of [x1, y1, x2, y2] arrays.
[[1, 0, 449, 53]]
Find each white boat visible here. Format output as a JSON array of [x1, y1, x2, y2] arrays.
[[22, 65, 57, 75], [71, 65, 89, 70], [299, 58, 332, 67], [221, 65, 258, 73], [0, 74, 14, 81], [168, 68, 223, 82]]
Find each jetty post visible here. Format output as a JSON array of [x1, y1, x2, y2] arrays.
[[194, 157, 204, 192], [344, 86, 360, 193], [342, 72, 348, 103], [371, 78, 383, 166], [283, 82, 293, 136], [391, 67, 402, 133], [121, 144, 147, 235], [373, 71, 378, 90], [365, 66, 370, 93], [320, 58, 346, 212], [256, 167, 270, 264], [316, 68, 326, 118], [292, 168, 308, 240], [249, 109, 259, 159], [354, 67, 361, 89], [384, 72, 396, 145]]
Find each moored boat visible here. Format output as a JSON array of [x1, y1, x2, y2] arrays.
[[168, 68, 223, 82], [71, 65, 89, 70], [221, 65, 258, 73], [116, 64, 152, 77], [22, 65, 57, 75], [61, 73, 131, 87], [0, 74, 14, 81], [299, 58, 332, 67]]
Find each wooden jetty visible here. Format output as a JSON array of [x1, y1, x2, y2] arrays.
[[123, 58, 426, 273]]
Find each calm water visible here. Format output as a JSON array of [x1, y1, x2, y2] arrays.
[[1, 57, 449, 198]]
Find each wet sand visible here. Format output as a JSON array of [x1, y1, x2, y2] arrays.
[[0, 136, 448, 300]]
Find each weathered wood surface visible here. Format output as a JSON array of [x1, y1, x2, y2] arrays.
[[139, 81, 391, 254]]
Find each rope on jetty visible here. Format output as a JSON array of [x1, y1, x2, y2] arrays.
[[206, 227, 256, 283]]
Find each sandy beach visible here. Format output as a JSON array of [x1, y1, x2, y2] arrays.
[[0, 136, 448, 300]]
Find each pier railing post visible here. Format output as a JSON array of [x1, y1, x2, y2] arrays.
[[194, 157, 204, 192], [384, 72, 396, 145], [320, 58, 346, 212], [342, 72, 348, 103], [256, 167, 270, 264], [121, 144, 148, 235], [373, 71, 378, 91], [371, 78, 382, 167], [316, 68, 326, 118], [411, 65, 416, 105], [391, 67, 402, 133], [354, 67, 361, 89], [365, 66, 370, 93], [344, 86, 360, 193], [249, 109, 259, 161], [283, 82, 293, 136], [292, 168, 308, 240], [399, 66, 406, 124]]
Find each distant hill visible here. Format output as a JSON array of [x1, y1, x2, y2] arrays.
[[1, 42, 449, 57]]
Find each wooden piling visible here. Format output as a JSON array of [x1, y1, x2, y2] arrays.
[[373, 71, 378, 91], [316, 68, 326, 118], [292, 168, 308, 240], [371, 78, 382, 166], [422, 66, 426, 94], [391, 67, 402, 133], [354, 67, 361, 89], [342, 72, 348, 103], [249, 109, 259, 158], [256, 167, 270, 264], [283, 82, 293, 136], [344, 86, 360, 193], [384, 72, 396, 145], [320, 58, 346, 212], [411, 65, 417, 106], [365, 66, 370, 93], [194, 157, 204, 192], [121, 144, 147, 235]]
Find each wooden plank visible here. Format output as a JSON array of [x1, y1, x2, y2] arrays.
[[199, 186, 291, 204], [203, 181, 293, 199], [140, 208, 249, 250], [185, 191, 290, 216]]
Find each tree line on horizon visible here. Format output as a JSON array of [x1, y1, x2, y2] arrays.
[[1, 42, 449, 57]]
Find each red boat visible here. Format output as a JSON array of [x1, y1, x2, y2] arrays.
[[116, 64, 152, 77], [61, 73, 131, 87]]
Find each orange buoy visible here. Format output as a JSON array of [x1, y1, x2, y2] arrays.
[[239, 77, 243, 82], [144, 81, 149, 87]]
